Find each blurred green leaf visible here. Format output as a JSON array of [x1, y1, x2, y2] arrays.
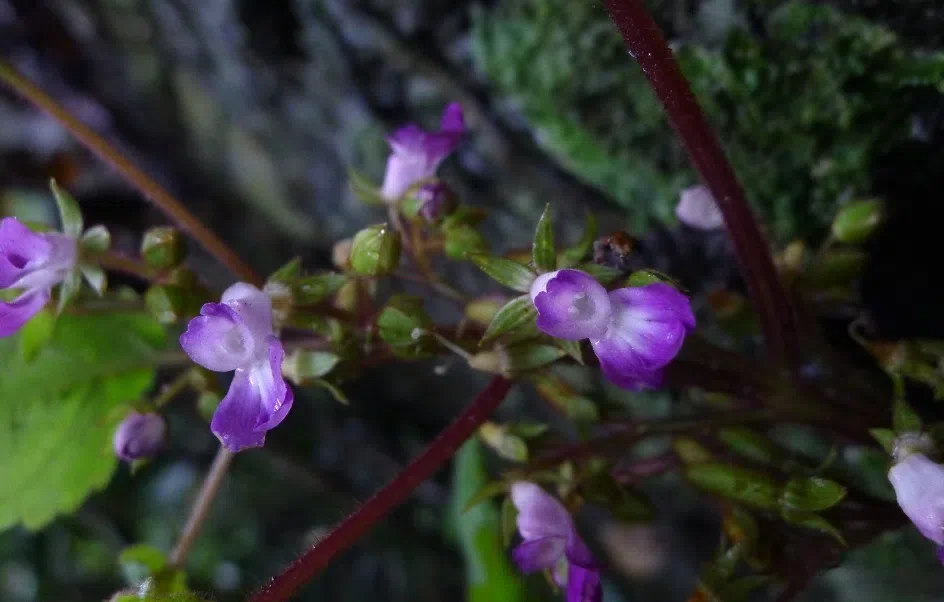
[[870, 428, 896, 454], [781, 477, 847, 512], [449, 439, 531, 602], [0, 312, 165, 530], [481, 295, 537, 345], [295, 272, 348, 305], [479, 423, 529, 462], [505, 343, 566, 372], [532, 204, 556, 272], [18, 309, 55, 362], [894, 398, 922, 434], [559, 211, 597, 267], [686, 464, 781, 511], [50, 179, 82, 238]]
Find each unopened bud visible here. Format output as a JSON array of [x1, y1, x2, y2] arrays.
[[416, 182, 457, 222], [444, 224, 487, 260], [113, 412, 166, 461], [831, 199, 884, 244], [349, 224, 401, 276], [141, 227, 186, 269], [332, 238, 353, 270]]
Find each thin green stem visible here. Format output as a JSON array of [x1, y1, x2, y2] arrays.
[[0, 58, 262, 287]]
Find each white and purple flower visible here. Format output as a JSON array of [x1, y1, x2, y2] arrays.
[[113, 411, 167, 461], [510, 481, 602, 602], [888, 435, 944, 552], [180, 283, 293, 452], [676, 185, 724, 231], [530, 270, 694, 389], [0, 217, 76, 337], [381, 103, 465, 202]]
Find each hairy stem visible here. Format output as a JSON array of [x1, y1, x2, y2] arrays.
[[169, 447, 234, 567], [0, 58, 262, 287], [602, 0, 800, 367], [250, 376, 513, 602]]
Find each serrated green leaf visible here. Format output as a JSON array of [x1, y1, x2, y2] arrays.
[[470, 255, 536, 293], [50, 179, 82, 238], [685, 464, 781, 511], [559, 211, 597, 267], [781, 477, 846, 512], [480, 295, 536, 345], [0, 312, 166, 531], [532, 204, 556, 272], [893, 398, 922, 434]]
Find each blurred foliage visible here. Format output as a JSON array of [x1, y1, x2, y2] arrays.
[[0, 311, 165, 531], [473, 0, 944, 239]]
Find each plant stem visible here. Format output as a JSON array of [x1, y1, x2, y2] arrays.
[[602, 0, 800, 368], [94, 251, 158, 282], [169, 447, 234, 567], [0, 58, 262, 287], [250, 376, 512, 602]]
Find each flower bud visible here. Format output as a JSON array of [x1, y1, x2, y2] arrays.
[[349, 224, 401, 276], [889, 448, 944, 546], [831, 199, 884, 244], [332, 238, 353, 270], [113, 412, 167, 461], [415, 182, 457, 222], [141, 227, 187, 270]]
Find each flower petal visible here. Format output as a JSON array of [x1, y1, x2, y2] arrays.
[[0, 289, 49, 338], [566, 565, 603, 602], [510, 481, 573, 541], [533, 270, 612, 341], [381, 151, 433, 201], [889, 453, 944, 545], [210, 337, 293, 453], [180, 303, 255, 372], [221, 282, 274, 343], [512, 536, 567, 573], [589, 283, 694, 389], [565, 533, 597, 569], [676, 185, 724, 230], [0, 217, 53, 288], [439, 102, 465, 133]]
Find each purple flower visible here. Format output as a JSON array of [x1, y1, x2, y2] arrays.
[[510, 482, 602, 602], [180, 283, 293, 452], [381, 103, 465, 202], [889, 446, 944, 547], [113, 411, 167, 461], [676, 185, 724, 230], [0, 217, 76, 337], [531, 270, 694, 389]]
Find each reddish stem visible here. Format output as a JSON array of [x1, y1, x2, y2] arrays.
[[250, 376, 513, 602], [603, 0, 800, 368]]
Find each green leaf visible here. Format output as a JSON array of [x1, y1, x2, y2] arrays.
[[505, 343, 566, 372], [50, 179, 82, 238], [480, 295, 537, 345], [685, 464, 781, 511], [313, 379, 349, 405], [894, 398, 922, 434], [377, 295, 434, 357], [559, 211, 597, 267], [780, 508, 846, 545], [295, 272, 348, 305], [0, 312, 166, 530], [531, 374, 599, 423], [119, 544, 168, 584], [56, 269, 82, 315], [532, 204, 556, 272], [470, 255, 537, 293], [556, 339, 583, 364], [479, 423, 528, 462], [80, 263, 108, 295], [282, 350, 340, 384], [500, 497, 518, 548], [869, 428, 896, 454], [718, 427, 783, 465], [448, 440, 531, 602], [348, 167, 386, 206], [18, 310, 55, 362], [462, 480, 510, 513], [781, 477, 847, 512], [673, 437, 716, 464], [445, 224, 489, 260]]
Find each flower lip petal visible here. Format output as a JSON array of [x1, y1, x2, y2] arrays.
[[511, 481, 573, 541], [533, 269, 611, 341], [251, 336, 294, 432], [0, 288, 50, 338], [565, 533, 598, 569], [889, 453, 944, 545], [211, 370, 268, 452], [566, 564, 603, 602], [511, 536, 568, 573], [180, 302, 255, 372]]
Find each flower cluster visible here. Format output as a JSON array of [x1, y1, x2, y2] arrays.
[[531, 270, 695, 389], [381, 103, 464, 203], [180, 283, 293, 452], [0, 217, 76, 337], [510, 482, 602, 602]]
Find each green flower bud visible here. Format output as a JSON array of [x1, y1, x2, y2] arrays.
[[831, 199, 884, 244], [349, 224, 401, 276], [141, 227, 187, 269], [444, 224, 487, 260]]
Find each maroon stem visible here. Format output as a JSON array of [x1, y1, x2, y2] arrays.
[[250, 376, 513, 602], [603, 0, 800, 368]]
